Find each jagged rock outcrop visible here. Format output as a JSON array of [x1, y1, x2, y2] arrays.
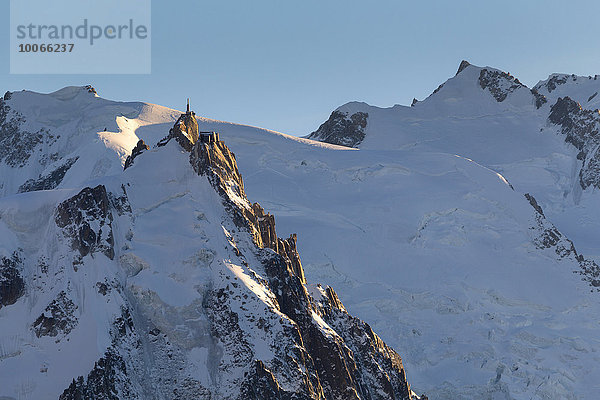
[[124, 140, 149, 170], [183, 119, 416, 399], [525, 193, 600, 289], [456, 60, 471, 75], [252, 203, 306, 283], [478, 68, 526, 102], [0, 97, 55, 168], [530, 88, 547, 109], [60, 350, 130, 400], [541, 75, 569, 93], [61, 305, 144, 399], [84, 85, 97, 95], [0, 252, 25, 309], [33, 290, 78, 338], [190, 133, 244, 197], [55, 185, 115, 260], [18, 157, 78, 192], [547, 96, 600, 189], [308, 110, 368, 148], [240, 360, 289, 399], [157, 108, 199, 151], [524, 193, 544, 216], [313, 285, 427, 400]]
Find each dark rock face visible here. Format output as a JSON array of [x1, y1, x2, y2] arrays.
[[530, 88, 547, 109], [548, 97, 600, 189], [190, 136, 246, 201], [252, 203, 306, 283], [123, 140, 149, 170], [256, 233, 412, 399], [431, 83, 445, 96], [544, 75, 568, 93], [548, 97, 586, 143], [61, 305, 144, 399], [55, 185, 115, 260], [526, 193, 600, 291], [84, 85, 97, 95], [478, 68, 526, 102], [18, 157, 79, 193], [157, 110, 199, 151], [456, 60, 471, 75], [0, 97, 53, 168], [525, 193, 545, 217], [0, 252, 25, 309], [60, 350, 131, 400], [240, 360, 288, 400], [580, 150, 600, 189], [315, 285, 417, 400], [108, 185, 132, 216], [308, 110, 369, 148], [33, 291, 78, 337]]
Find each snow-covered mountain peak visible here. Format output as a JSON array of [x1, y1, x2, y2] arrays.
[[334, 101, 372, 115], [419, 61, 536, 112], [308, 62, 545, 151], [455, 59, 472, 76], [47, 85, 99, 100], [534, 72, 600, 110]]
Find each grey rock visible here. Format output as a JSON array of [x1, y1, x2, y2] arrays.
[[0, 98, 51, 168], [18, 157, 78, 193], [479, 68, 526, 102], [456, 60, 471, 75], [308, 110, 368, 148], [60, 349, 131, 400], [33, 291, 78, 338], [526, 193, 600, 291], [123, 140, 149, 170], [530, 88, 547, 109], [547, 96, 600, 190], [544, 75, 568, 93], [55, 185, 115, 260], [0, 252, 25, 309]]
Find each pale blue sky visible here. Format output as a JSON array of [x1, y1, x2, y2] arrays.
[[2, 0, 600, 136]]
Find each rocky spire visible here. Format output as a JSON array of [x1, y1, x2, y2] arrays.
[[156, 100, 199, 149], [456, 60, 471, 75]]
